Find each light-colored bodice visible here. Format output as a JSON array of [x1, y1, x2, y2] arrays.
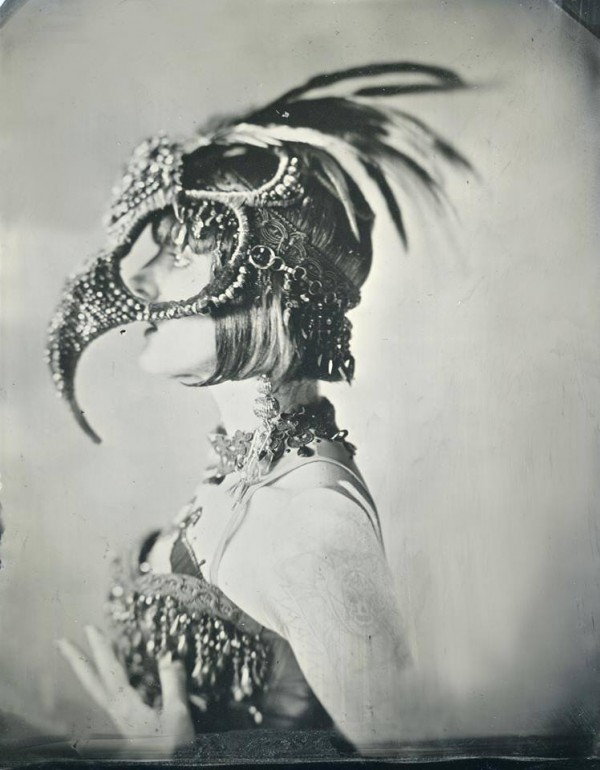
[[107, 438, 380, 733]]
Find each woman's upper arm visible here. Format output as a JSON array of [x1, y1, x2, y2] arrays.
[[254, 489, 412, 749]]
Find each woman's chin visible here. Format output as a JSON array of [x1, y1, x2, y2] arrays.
[[137, 318, 216, 379], [172, 372, 208, 386], [137, 349, 212, 382]]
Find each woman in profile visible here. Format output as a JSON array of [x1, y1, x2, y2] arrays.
[[50, 62, 467, 757]]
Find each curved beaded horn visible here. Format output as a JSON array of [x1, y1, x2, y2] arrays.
[[47, 143, 307, 442]]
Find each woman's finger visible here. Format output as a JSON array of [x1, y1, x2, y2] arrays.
[[56, 638, 108, 710], [157, 655, 194, 744], [84, 625, 131, 696], [157, 655, 190, 711]]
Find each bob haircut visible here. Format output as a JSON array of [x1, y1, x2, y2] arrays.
[[174, 143, 375, 388]]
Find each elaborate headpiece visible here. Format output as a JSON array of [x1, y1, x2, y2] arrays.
[[47, 62, 468, 442]]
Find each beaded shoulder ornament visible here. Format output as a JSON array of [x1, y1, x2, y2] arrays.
[[107, 504, 269, 724]]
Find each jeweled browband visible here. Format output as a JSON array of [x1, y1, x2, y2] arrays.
[[47, 62, 468, 442]]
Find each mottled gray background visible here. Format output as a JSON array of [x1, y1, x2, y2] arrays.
[[1, 0, 599, 745]]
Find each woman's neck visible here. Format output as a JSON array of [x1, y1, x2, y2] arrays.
[[209, 377, 320, 434]]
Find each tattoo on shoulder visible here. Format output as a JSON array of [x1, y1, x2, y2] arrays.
[[275, 547, 409, 678]]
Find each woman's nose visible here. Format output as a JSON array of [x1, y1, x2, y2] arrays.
[[128, 261, 160, 302]]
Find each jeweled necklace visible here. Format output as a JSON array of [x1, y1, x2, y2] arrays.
[[207, 394, 355, 487]]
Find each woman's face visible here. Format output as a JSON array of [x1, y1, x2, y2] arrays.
[[124, 210, 217, 382]]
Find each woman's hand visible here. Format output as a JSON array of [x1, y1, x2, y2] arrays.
[[57, 625, 194, 755]]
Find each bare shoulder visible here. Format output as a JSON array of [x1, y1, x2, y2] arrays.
[[217, 482, 386, 633], [250, 481, 379, 555]]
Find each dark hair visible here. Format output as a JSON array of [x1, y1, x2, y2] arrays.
[[180, 143, 374, 387]]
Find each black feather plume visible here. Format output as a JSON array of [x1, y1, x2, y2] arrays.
[[361, 160, 407, 247], [253, 61, 466, 113], [221, 62, 469, 248]]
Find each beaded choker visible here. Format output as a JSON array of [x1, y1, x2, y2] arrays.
[[207, 397, 355, 483]]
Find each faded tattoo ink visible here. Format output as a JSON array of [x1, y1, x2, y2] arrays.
[[276, 546, 410, 685]]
